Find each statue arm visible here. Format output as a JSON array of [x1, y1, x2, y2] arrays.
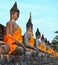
[[24, 32, 36, 50], [6, 22, 13, 35]]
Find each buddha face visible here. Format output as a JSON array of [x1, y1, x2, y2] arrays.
[[36, 35, 41, 39], [28, 26, 32, 32], [11, 12, 19, 21], [41, 38, 45, 42]]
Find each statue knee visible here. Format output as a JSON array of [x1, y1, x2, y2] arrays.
[[19, 46, 25, 54], [16, 46, 25, 55]]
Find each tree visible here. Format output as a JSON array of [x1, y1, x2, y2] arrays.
[[52, 31, 58, 51]]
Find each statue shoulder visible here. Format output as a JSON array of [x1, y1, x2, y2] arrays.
[[6, 21, 12, 26], [24, 32, 31, 39]]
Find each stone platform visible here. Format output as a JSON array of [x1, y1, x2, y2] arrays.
[[0, 54, 58, 65]]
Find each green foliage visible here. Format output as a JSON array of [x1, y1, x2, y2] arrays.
[[55, 31, 58, 33], [52, 31, 58, 51]]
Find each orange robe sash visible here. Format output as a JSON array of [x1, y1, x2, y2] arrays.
[[4, 27, 22, 54], [28, 32, 34, 47]]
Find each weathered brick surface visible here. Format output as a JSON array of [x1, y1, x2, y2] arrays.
[[0, 55, 58, 65]]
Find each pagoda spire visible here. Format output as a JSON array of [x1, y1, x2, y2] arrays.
[[41, 34, 45, 40], [10, 2, 20, 15], [29, 12, 32, 22], [35, 28, 40, 36], [26, 12, 33, 30]]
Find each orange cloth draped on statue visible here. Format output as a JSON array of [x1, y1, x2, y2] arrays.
[[4, 27, 22, 54], [42, 45, 47, 52], [26, 32, 34, 50], [55, 52, 58, 57], [47, 48, 53, 55], [52, 50, 58, 57], [38, 44, 47, 52], [28, 32, 34, 47], [38, 44, 43, 50]]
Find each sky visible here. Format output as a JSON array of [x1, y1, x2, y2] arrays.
[[0, 0, 58, 42]]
